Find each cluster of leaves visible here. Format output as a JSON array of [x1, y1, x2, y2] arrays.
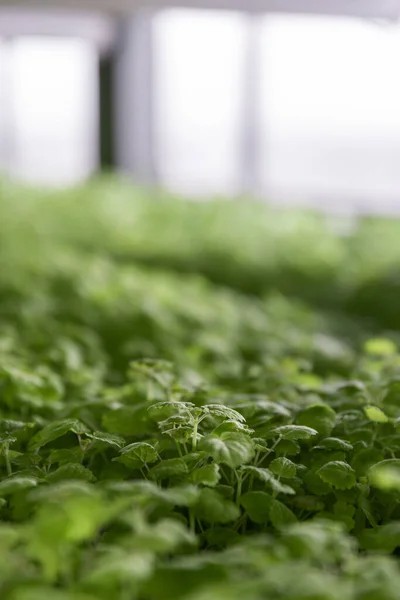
[[2, 350, 400, 600], [4, 174, 400, 322], [3, 178, 400, 598]]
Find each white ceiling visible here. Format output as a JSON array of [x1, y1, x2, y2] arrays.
[[0, 1, 398, 54], [0, 0, 399, 18], [0, 10, 116, 50]]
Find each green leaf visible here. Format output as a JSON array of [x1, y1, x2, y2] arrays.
[[382, 434, 400, 453], [102, 405, 149, 437], [253, 438, 269, 452], [199, 432, 254, 468], [364, 337, 397, 356], [274, 438, 301, 456], [348, 428, 374, 445], [148, 402, 195, 423], [215, 484, 234, 500], [0, 419, 34, 433], [292, 495, 324, 512], [0, 434, 17, 446], [317, 461, 356, 490], [0, 476, 38, 497], [84, 549, 155, 587], [106, 481, 199, 507], [86, 431, 126, 449], [28, 480, 96, 503], [383, 380, 400, 407], [130, 359, 174, 373], [29, 482, 107, 543], [120, 442, 158, 464], [312, 437, 353, 452], [240, 466, 295, 495], [270, 498, 297, 529], [311, 450, 347, 470], [296, 404, 336, 437], [269, 457, 297, 479], [133, 518, 196, 553], [364, 405, 389, 423], [129, 358, 174, 389], [145, 484, 200, 507], [193, 488, 240, 524], [352, 447, 384, 477], [190, 463, 221, 487], [46, 463, 96, 484], [271, 425, 318, 441], [211, 420, 254, 435], [182, 451, 207, 469], [8, 588, 99, 600], [369, 459, 400, 490], [333, 500, 355, 519], [0, 523, 20, 549], [46, 448, 84, 466], [203, 526, 241, 548], [112, 454, 142, 470], [203, 404, 245, 423], [282, 520, 353, 562], [240, 491, 273, 523], [159, 415, 193, 443], [29, 419, 89, 451], [359, 522, 400, 553], [149, 458, 188, 481]]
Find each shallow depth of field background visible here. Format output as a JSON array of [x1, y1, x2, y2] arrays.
[[2, 7, 400, 214]]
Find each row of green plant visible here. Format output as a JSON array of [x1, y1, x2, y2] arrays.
[[1, 177, 400, 599], [3, 175, 400, 325]]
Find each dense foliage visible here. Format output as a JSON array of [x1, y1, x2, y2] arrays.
[[2, 177, 400, 599]]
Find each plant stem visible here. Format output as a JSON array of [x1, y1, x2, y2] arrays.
[[248, 473, 255, 492], [235, 471, 243, 505], [192, 420, 198, 451], [256, 436, 282, 467], [189, 510, 196, 534], [147, 380, 151, 402], [175, 441, 183, 457], [220, 465, 230, 483], [3, 444, 11, 476]]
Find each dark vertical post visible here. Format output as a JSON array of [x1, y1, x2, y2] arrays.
[[99, 48, 115, 170]]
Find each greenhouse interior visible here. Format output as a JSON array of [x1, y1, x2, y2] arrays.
[[4, 1, 400, 599]]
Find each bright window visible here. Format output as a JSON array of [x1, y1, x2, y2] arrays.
[[0, 36, 98, 185], [2, 11, 400, 213], [153, 9, 247, 196], [260, 15, 400, 212], [154, 10, 400, 211]]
